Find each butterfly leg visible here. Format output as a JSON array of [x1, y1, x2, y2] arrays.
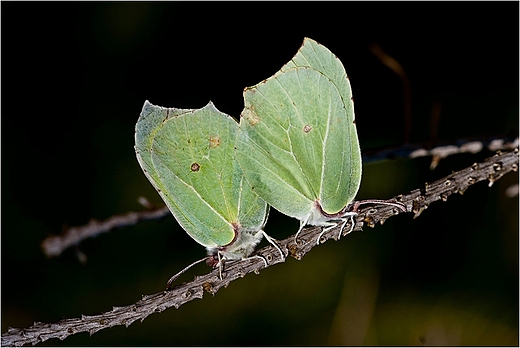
[[316, 212, 358, 245], [259, 230, 285, 262], [294, 215, 311, 244], [317, 221, 339, 245], [337, 212, 357, 240], [217, 251, 224, 280], [246, 254, 268, 268]]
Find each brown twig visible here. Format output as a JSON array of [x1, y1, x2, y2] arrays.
[[5, 149, 518, 347], [40, 136, 518, 259], [41, 203, 170, 258]]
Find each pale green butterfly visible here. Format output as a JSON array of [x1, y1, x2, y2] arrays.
[[135, 101, 282, 288], [236, 38, 405, 244]]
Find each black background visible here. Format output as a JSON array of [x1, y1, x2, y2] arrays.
[[2, 2, 518, 346]]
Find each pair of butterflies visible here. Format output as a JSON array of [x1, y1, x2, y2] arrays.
[[135, 38, 382, 286]]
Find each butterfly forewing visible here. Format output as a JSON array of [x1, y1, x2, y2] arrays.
[[237, 38, 362, 222], [137, 102, 243, 247]]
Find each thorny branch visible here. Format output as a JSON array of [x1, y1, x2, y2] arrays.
[[4, 149, 518, 347], [41, 136, 519, 258]]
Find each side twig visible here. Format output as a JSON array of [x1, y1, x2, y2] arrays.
[[41, 202, 170, 258], [4, 149, 518, 347], [362, 136, 518, 167]]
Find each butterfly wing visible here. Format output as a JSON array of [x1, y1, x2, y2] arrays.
[[136, 101, 267, 248], [236, 38, 361, 222]]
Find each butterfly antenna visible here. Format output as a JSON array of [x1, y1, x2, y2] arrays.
[[166, 256, 207, 290], [351, 199, 407, 213]]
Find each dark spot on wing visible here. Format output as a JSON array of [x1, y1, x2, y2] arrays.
[[191, 163, 200, 172]]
